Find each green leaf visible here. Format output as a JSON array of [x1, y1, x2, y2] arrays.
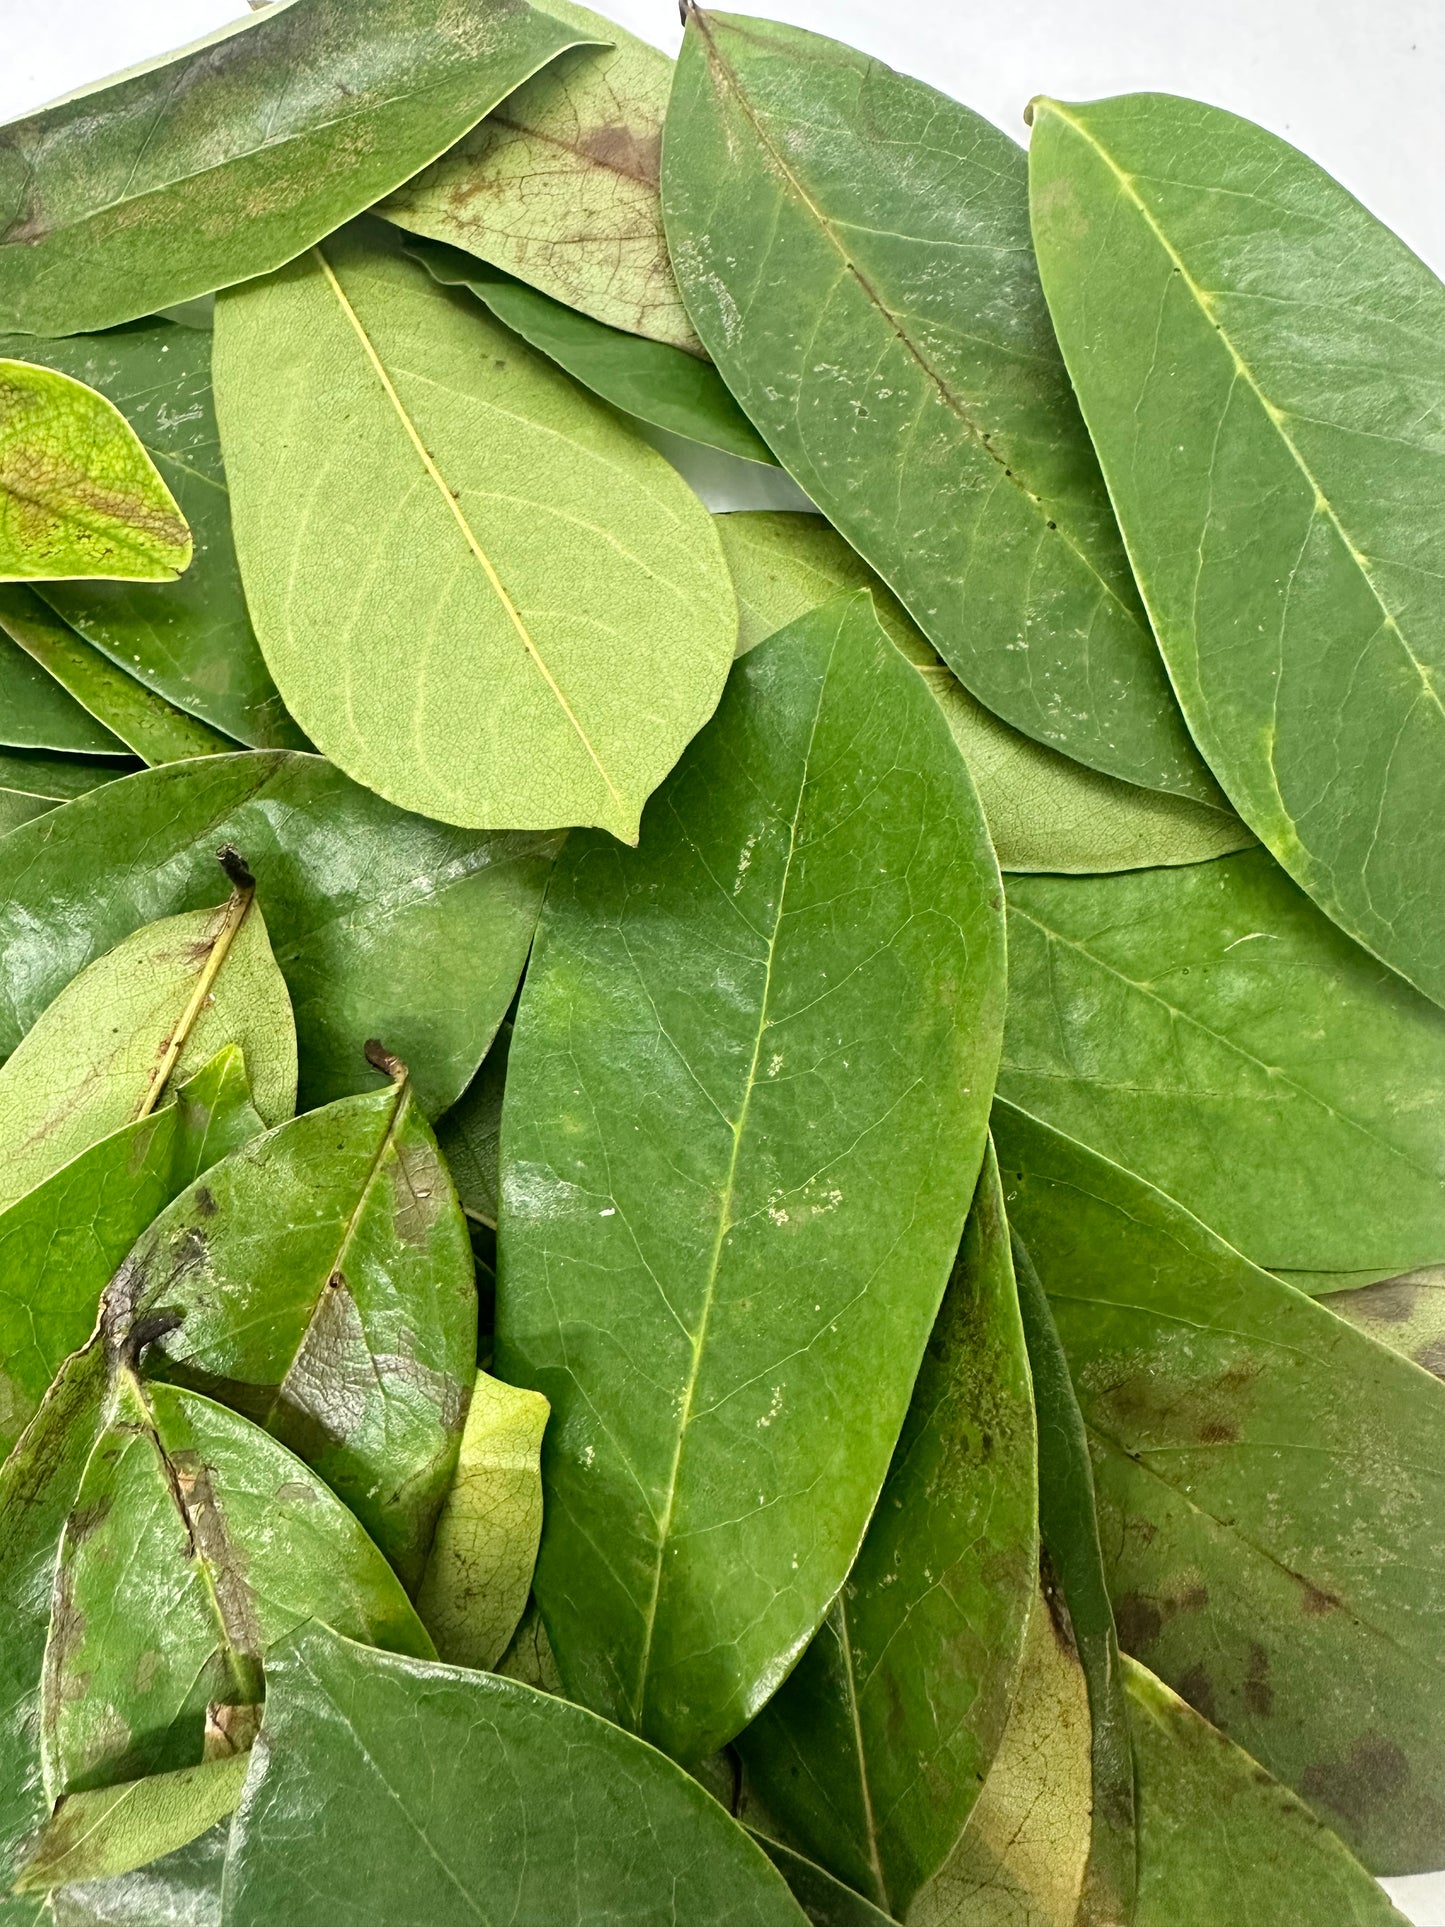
[[0, 0, 595, 337], [0, 1044, 263, 1457], [495, 1596, 564, 1695], [215, 224, 736, 841], [0, 752, 558, 1115], [381, 0, 698, 353], [1012, 1237, 1136, 1926], [406, 238, 776, 466], [112, 1062, 476, 1590], [994, 1099, 1445, 1873], [1324, 1268, 1445, 1380], [909, 1580, 1094, 1927], [437, 1022, 511, 1229], [716, 510, 1253, 874], [414, 1370, 548, 1670], [0, 361, 189, 582], [0, 860, 294, 1215], [43, 1371, 433, 1798], [0, 624, 126, 755], [661, 13, 1217, 805], [752, 1839, 898, 1927], [1124, 1657, 1408, 1927], [0, 587, 235, 765], [737, 1145, 1037, 1914], [44, 1822, 226, 1927], [1000, 850, 1445, 1273], [497, 594, 1006, 1759], [14, 1754, 247, 1892], [0, 321, 302, 751], [1028, 93, 1445, 1012], [0, 747, 132, 836], [224, 1621, 809, 1927]]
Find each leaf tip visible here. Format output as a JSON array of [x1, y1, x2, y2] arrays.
[[364, 1039, 409, 1085]]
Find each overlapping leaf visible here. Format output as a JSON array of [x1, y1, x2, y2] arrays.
[[498, 594, 1006, 1759], [215, 224, 737, 839], [437, 1023, 511, 1230], [662, 12, 1218, 802], [16, 1756, 248, 1893], [1030, 92, 1445, 1010], [0, 747, 131, 837], [0, 617, 127, 755]]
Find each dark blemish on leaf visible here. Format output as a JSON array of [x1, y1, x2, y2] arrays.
[[215, 846, 254, 891], [194, 1186, 218, 1219], [66, 1497, 112, 1546], [577, 124, 663, 187], [1414, 1338, 1445, 1381], [1302, 1736, 1409, 1829], [1243, 1642, 1274, 1717], [1178, 1664, 1218, 1726], [204, 1701, 262, 1759], [1112, 1592, 1162, 1651], [1300, 1581, 1343, 1616], [1339, 1277, 1421, 1325], [1037, 1548, 1078, 1659], [1198, 1417, 1239, 1444], [327, 1269, 345, 1291]]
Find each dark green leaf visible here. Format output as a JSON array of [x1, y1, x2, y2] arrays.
[[0, 625, 126, 755], [0, 747, 133, 837], [1029, 92, 1445, 1010], [753, 1839, 899, 1927], [0, 752, 558, 1115], [661, 13, 1218, 803], [0, 0, 595, 335], [1001, 850, 1445, 1273], [0, 322, 301, 750], [437, 1022, 510, 1229], [15, 1755, 247, 1892], [995, 1099, 1445, 1873], [497, 594, 1005, 1759], [738, 1146, 1036, 1914], [407, 238, 776, 465], [116, 1066, 476, 1589], [0, 1044, 262, 1457]]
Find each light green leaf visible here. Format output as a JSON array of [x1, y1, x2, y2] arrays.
[[381, 0, 697, 353], [0, 747, 132, 837], [0, 752, 559, 1115], [995, 1099, 1445, 1874], [0, 1044, 263, 1457], [716, 509, 1252, 874], [0, 322, 303, 751], [0, 587, 234, 765], [215, 224, 736, 840], [14, 1754, 248, 1892], [42, 1371, 433, 1798], [662, 13, 1218, 804], [1029, 92, 1445, 1010], [406, 238, 775, 465], [113, 1060, 476, 1590], [910, 1580, 1094, 1927], [0, 361, 189, 582], [0, 624, 126, 755], [738, 1146, 1037, 1915], [224, 1622, 809, 1926], [415, 1370, 549, 1670], [44, 1821, 226, 1927], [497, 594, 1006, 1759], [0, 857, 294, 1214], [1125, 1657, 1408, 1927], [437, 1022, 511, 1229], [1000, 850, 1445, 1273], [0, 0, 595, 336], [1323, 1268, 1445, 1381]]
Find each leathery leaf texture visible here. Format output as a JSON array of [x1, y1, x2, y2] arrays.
[[994, 1099, 1445, 1874], [1029, 92, 1445, 1010], [497, 593, 1006, 1760], [0, 0, 594, 336], [662, 12, 1217, 803], [214, 223, 737, 840], [107, 1057, 476, 1590], [0, 361, 189, 583], [41, 1369, 433, 1799], [15, 1753, 249, 1894], [738, 1145, 1037, 1916], [0, 746, 132, 837]]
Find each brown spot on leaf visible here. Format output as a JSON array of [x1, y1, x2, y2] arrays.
[[1414, 1338, 1445, 1381], [1178, 1664, 1218, 1726], [194, 1186, 218, 1219], [1300, 1582, 1342, 1616], [204, 1700, 261, 1760], [1198, 1417, 1239, 1444], [1243, 1642, 1274, 1718], [1113, 1591, 1162, 1652], [576, 124, 662, 186], [1302, 1737, 1409, 1829]]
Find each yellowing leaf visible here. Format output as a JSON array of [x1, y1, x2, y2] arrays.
[[14, 1755, 248, 1892]]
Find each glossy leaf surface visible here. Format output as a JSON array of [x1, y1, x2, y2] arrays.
[[0, 619, 126, 755], [0, 0, 592, 336], [662, 14, 1216, 802], [0, 747, 131, 837], [407, 238, 775, 465], [0, 323, 300, 750], [0, 752, 558, 1115], [739, 1147, 1036, 1914], [44, 1822, 226, 1927], [0, 361, 188, 582], [116, 1071, 476, 1589], [752, 1842, 896, 1927], [43, 1374, 433, 1797], [415, 1370, 548, 1670], [437, 1022, 510, 1229], [1001, 850, 1445, 1272], [498, 595, 1006, 1759], [1125, 1658, 1407, 1927], [1030, 92, 1445, 1009], [382, 0, 697, 352], [995, 1100, 1445, 1872], [225, 1623, 809, 1927], [716, 510, 1251, 874], [0, 877, 294, 1214], [0, 587, 234, 765], [0, 1045, 262, 1456], [15, 1755, 247, 1893], [216, 225, 736, 839]]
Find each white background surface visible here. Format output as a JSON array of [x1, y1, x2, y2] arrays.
[[4, 2, 1443, 1919]]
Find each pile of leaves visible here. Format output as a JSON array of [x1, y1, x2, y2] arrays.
[[0, 1, 1440, 1922]]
